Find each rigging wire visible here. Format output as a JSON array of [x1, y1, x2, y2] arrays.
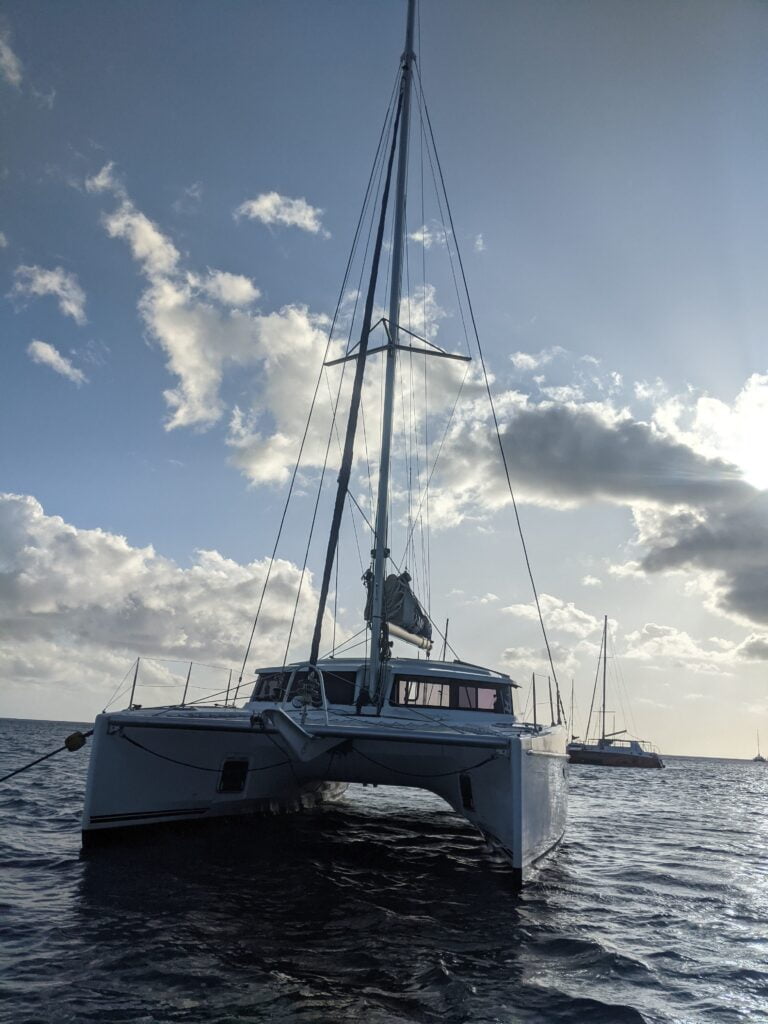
[[414, 60, 562, 708], [610, 628, 639, 738], [584, 629, 604, 742], [398, 362, 470, 566], [236, 74, 399, 685], [305, 82, 407, 669]]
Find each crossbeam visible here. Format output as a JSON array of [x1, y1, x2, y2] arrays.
[[325, 344, 470, 367]]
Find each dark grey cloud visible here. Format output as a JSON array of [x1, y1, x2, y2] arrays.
[[438, 401, 749, 515], [738, 635, 768, 661], [642, 494, 768, 627], [439, 400, 768, 629], [499, 405, 748, 506]]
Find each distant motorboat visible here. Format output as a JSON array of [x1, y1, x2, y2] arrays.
[[567, 615, 664, 769]]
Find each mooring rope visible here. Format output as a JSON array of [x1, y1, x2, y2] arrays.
[[0, 729, 93, 784]]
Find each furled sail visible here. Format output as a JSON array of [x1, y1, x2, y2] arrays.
[[364, 570, 432, 642]]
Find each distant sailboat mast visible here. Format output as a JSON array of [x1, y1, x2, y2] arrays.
[[601, 614, 608, 744]]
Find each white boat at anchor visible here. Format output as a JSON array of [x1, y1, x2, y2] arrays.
[[83, 657, 567, 882], [82, 0, 568, 885]]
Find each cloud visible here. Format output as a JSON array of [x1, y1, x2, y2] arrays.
[[235, 191, 328, 236], [736, 634, 768, 661], [502, 637, 583, 684], [11, 265, 87, 324], [652, 374, 768, 490], [500, 404, 749, 507], [189, 270, 260, 307], [622, 622, 738, 675], [639, 493, 768, 628], [582, 575, 602, 587], [27, 340, 88, 386], [83, 163, 768, 642], [428, 399, 750, 530], [88, 172, 337, 439], [85, 161, 124, 196], [474, 233, 485, 253], [0, 493, 327, 716], [0, 28, 22, 88], [0, 231, 7, 248], [503, 593, 603, 637], [408, 223, 449, 250], [509, 347, 564, 372], [421, 380, 768, 631], [104, 201, 180, 277]]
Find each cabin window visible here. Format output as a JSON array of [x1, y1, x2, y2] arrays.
[[322, 670, 357, 705], [252, 672, 288, 702], [390, 676, 511, 713], [251, 669, 356, 705]]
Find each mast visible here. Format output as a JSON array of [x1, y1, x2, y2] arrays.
[[601, 614, 607, 743], [368, 0, 417, 703]]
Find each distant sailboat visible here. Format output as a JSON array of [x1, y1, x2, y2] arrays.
[[567, 615, 664, 769], [754, 731, 766, 763]]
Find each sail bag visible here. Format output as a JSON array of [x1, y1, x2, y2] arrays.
[[365, 570, 432, 641]]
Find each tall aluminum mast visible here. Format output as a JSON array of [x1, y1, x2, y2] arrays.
[[367, 0, 417, 702]]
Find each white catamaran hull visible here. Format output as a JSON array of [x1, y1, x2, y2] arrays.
[[83, 707, 567, 884]]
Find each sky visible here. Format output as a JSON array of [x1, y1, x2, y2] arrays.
[[1, 0, 767, 758]]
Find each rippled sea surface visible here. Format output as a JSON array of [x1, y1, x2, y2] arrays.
[[1, 718, 767, 1024]]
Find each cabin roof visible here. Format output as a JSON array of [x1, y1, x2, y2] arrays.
[[251, 657, 519, 687]]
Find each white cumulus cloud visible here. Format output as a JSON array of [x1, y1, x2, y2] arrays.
[[190, 270, 260, 307], [235, 191, 328, 236], [0, 493, 329, 719], [89, 172, 336, 441]]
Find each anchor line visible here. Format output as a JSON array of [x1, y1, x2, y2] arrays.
[[0, 729, 93, 784], [353, 748, 500, 779]]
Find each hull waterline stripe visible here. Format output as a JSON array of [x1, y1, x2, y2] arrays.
[[88, 806, 209, 824]]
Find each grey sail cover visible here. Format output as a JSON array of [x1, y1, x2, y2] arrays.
[[365, 571, 432, 641]]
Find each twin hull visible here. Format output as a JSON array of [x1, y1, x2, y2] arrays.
[[83, 708, 568, 883]]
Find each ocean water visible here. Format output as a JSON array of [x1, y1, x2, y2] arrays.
[[1, 718, 766, 1024]]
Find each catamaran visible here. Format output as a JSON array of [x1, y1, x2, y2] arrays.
[[567, 615, 664, 769], [81, 0, 568, 885]]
